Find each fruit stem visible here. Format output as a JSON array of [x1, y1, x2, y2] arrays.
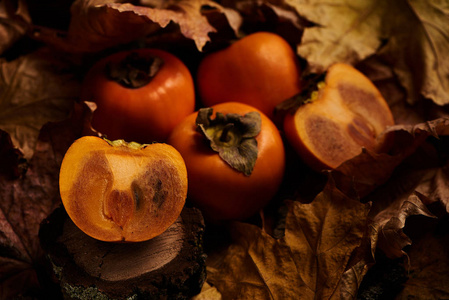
[[106, 52, 163, 89], [219, 123, 234, 143]]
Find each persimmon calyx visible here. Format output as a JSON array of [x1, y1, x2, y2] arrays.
[[196, 107, 261, 176], [274, 72, 326, 116], [105, 52, 164, 89], [104, 138, 149, 150]]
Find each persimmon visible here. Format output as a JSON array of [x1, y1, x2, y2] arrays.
[[81, 48, 195, 143], [196, 32, 302, 119], [283, 63, 395, 171], [167, 102, 285, 221], [59, 136, 188, 242]]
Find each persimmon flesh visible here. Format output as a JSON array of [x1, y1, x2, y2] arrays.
[[283, 63, 395, 171], [59, 136, 188, 242]]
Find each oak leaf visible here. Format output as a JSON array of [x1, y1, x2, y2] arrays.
[[0, 102, 92, 299], [206, 178, 371, 299], [361, 118, 449, 258], [0, 47, 80, 159], [288, 0, 449, 106], [35, 0, 241, 53]]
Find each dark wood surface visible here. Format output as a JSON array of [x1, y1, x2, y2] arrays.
[[39, 205, 206, 300]]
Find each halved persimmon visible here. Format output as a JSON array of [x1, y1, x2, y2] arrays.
[[283, 63, 395, 171], [59, 136, 188, 242]]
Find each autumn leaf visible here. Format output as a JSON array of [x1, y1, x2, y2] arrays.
[[0, 104, 89, 299], [377, 0, 449, 106], [0, 0, 30, 55], [396, 216, 449, 298], [34, 0, 242, 53], [356, 56, 449, 126], [415, 165, 449, 213], [288, 0, 449, 106], [288, 0, 385, 73], [0, 133, 63, 299], [358, 118, 449, 259], [205, 177, 371, 299], [0, 47, 81, 159]]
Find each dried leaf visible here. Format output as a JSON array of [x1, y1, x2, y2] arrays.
[[289, 0, 449, 106], [415, 166, 449, 213], [397, 217, 449, 299], [0, 106, 88, 299], [371, 193, 435, 259], [0, 0, 31, 55], [206, 178, 371, 299], [0, 47, 81, 159], [35, 0, 241, 53], [377, 0, 449, 106], [192, 282, 222, 300], [288, 0, 385, 73]]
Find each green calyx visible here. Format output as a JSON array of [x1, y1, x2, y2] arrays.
[[104, 138, 149, 150], [196, 107, 261, 176], [105, 52, 164, 89]]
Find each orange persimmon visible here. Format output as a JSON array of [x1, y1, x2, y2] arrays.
[[196, 32, 302, 119], [168, 102, 285, 221], [81, 48, 195, 143], [59, 136, 188, 242]]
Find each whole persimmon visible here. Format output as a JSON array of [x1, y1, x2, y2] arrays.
[[167, 102, 285, 221], [196, 32, 302, 119], [283, 63, 395, 171], [59, 136, 188, 242], [81, 48, 195, 143]]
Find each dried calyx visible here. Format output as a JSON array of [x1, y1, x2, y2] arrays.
[[274, 72, 327, 116], [196, 107, 261, 176], [105, 52, 164, 89]]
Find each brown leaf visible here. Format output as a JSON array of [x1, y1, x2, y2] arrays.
[[0, 47, 81, 159], [0, 0, 31, 55], [288, 0, 385, 73], [371, 193, 435, 259], [333, 149, 403, 199], [287, 0, 449, 106], [0, 138, 61, 298], [205, 177, 371, 299], [324, 118, 449, 260], [396, 217, 449, 299], [0, 102, 90, 299], [34, 0, 241, 53], [415, 166, 449, 213], [377, 0, 449, 106]]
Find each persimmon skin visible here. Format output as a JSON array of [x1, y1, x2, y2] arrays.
[[59, 136, 188, 242], [167, 102, 286, 221], [81, 48, 195, 143], [197, 32, 302, 120], [283, 63, 395, 171]]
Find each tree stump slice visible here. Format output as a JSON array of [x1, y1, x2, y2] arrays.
[[39, 205, 206, 300]]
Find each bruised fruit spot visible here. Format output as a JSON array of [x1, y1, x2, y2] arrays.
[[131, 181, 143, 210], [134, 159, 178, 212], [305, 115, 352, 166], [347, 115, 376, 150], [153, 179, 168, 208], [104, 189, 134, 228]]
